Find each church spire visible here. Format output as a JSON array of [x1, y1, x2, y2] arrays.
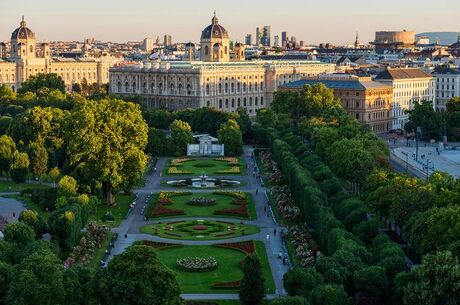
[[354, 31, 360, 48], [20, 15, 26, 27]]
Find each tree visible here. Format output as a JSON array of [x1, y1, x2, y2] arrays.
[[146, 127, 168, 156], [402, 251, 460, 305], [272, 296, 310, 305], [218, 119, 243, 156], [3, 222, 35, 249], [6, 251, 66, 305], [283, 268, 323, 297], [0, 84, 16, 100], [28, 140, 48, 178], [101, 245, 182, 305], [0, 135, 16, 175], [18, 73, 66, 94], [47, 205, 82, 251], [58, 175, 78, 197], [353, 266, 389, 302], [239, 254, 265, 305], [67, 98, 148, 205], [18, 210, 46, 237], [170, 119, 193, 156], [405, 100, 441, 140], [446, 97, 460, 113], [9, 151, 29, 183], [307, 284, 351, 305], [236, 107, 253, 140], [0, 261, 12, 304], [49, 167, 60, 187]]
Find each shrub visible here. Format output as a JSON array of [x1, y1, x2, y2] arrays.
[[176, 257, 218, 272], [30, 188, 57, 212]]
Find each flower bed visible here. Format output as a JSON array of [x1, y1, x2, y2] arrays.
[[187, 197, 216, 206], [271, 185, 302, 221], [259, 151, 283, 184], [213, 191, 246, 200], [211, 280, 241, 289], [286, 224, 319, 267], [214, 241, 256, 254], [193, 225, 208, 230], [215, 157, 239, 165], [214, 202, 249, 217], [216, 166, 241, 174], [152, 204, 185, 217], [176, 257, 218, 272], [141, 240, 183, 249], [171, 158, 191, 165], [167, 167, 193, 175]]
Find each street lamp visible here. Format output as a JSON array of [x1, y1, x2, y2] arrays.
[[426, 158, 430, 180]]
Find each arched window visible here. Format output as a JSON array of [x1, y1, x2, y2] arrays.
[[225, 99, 229, 107], [261, 97, 264, 105], [159, 83, 163, 94], [125, 82, 129, 92], [231, 83, 234, 93], [249, 82, 252, 92], [243, 98, 247, 106], [219, 84, 222, 94], [205, 46, 209, 55], [170, 83, 175, 94], [207, 100, 210, 107], [231, 99, 235, 108], [117, 82, 121, 92], [132, 82, 136, 93], [237, 98, 241, 107], [151, 83, 155, 93], [255, 97, 258, 106], [260, 81, 263, 91], [178, 84, 183, 95], [243, 83, 246, 92], [219, 99, 223, 108], [225, 83, 228, 93], [143, 82, 147, 93], [206, 85, 210, 95], [237, 83, 241, 92], [249, 97, 252, 106], [187, 84, 192, 95]]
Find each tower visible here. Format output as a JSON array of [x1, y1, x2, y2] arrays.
[[10, 16, 36, 60], [200, 12, 230, 62], [354, 32, 360, 49]]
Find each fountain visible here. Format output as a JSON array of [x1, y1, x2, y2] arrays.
[[166, 171, 241, 188]]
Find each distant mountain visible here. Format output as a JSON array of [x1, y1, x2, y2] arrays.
[[416, 32, 459, 45]]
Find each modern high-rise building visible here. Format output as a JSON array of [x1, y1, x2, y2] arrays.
[[282, 31, 288, 48], [255, 27, 262, 45], [164, 34, 172, 47], [245, 34, 253, 45], [143, 38, 153, 52], [274, 35, 280, 48], [262, 26, 271, 47]]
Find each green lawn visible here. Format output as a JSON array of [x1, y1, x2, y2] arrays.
[[0, 180, 50, 192], [141, 220, 260, 240], [164, 158, 246, 176], [150, 192, 257, 220], [156, 241, 274, 294], [189, 301, 272, 305], [90, 194, 136, 226]]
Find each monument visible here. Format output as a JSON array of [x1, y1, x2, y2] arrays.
[[187, 134, 224, 156]]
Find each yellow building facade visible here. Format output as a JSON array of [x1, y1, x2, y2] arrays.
[[0, 17, 114, 91]]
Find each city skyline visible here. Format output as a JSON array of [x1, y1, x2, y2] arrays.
[[1, 0, 459, 45]]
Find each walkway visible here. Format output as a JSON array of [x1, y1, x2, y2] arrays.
[[108, 146, 289, 299], [0, 195, 26, 224]]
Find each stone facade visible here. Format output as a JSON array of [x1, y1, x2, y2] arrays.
[[282, 75, 393, 134], [0, 17, 117, 91], [109, 14, 335, 114]]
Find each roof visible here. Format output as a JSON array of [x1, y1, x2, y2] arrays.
[[11, 17, 35, 40], [375, 68, 432, 80], [433, 66, 460, 75], [282, 78, 392, 91], [201, 13, 229, 40]]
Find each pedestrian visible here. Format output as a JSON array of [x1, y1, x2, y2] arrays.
[[256, 189, 258, 195], [252, 170, 255, 177], [12, 212, 15, 218], [278, 251, 282, 259], [273, 228, 277, 236], [266, 234, 270, 241], [124, 233, 128, 240], [282, 257, 286, 265], [264, 206, 267, 213], [154, 167, 157, 173]]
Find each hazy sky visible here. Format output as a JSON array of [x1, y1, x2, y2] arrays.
[[1, 0, 459, 45]]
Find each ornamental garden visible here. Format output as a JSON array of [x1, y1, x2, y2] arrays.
[[165, 157, 245, 175]]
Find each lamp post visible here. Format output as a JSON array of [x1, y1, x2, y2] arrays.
[[426, 158, 430, 181]]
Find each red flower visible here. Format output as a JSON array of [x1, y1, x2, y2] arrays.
[[214, 241, 255, 254]]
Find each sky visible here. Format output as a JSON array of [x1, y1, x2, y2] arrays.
[[1, 0, 459, 45]]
